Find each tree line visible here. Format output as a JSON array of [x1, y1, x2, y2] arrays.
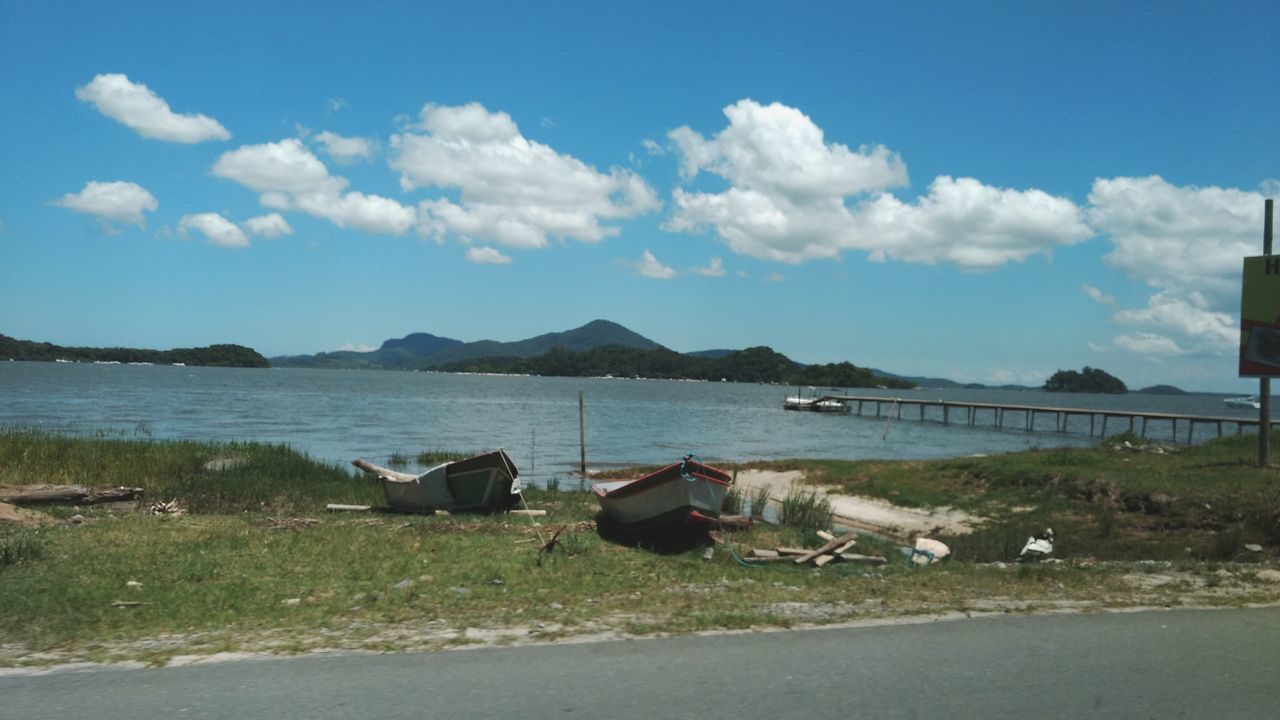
[[0, 334, 269, 368], [437, 344, 915, 388]]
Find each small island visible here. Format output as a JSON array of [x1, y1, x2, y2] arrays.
[[1042, 366, 1127, 394], [0, 334, 269, 368]]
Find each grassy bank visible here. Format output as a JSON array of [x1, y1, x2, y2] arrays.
[[2, 429, 1278, 667]]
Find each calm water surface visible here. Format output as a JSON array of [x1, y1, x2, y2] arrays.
[[0, 362, 1256, 485]]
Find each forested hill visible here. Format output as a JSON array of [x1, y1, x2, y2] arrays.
[[0, 334, 269, 368], [438, 344, 916, 388]]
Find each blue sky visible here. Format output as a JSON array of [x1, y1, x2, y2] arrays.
[[2, 1, 1277, 392]]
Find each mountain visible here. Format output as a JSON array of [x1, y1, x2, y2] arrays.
[[422, 319, 663, 367], [270, 320, 663, 370]]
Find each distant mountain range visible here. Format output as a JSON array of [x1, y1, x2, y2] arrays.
[[271, 319, 663, 370]]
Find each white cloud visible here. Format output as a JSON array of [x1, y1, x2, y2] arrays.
[[667, 100, 1090, 267], [75, 73, 230, 143], [670, 100, 908, 199], [335, 342, 375, 352], [51, 180, 157, 226], [243, 213, 292, 238], [391, 102, 660, 249], [762, 272, 787, 283], [642, 139, 665, 156], [986, 368, 1045, 386], [852, 177, 1092, 268], [178, 212, 249, 248], [212, 138, 415, 235], [1113, 290, 1236, 351], [1114, 332, 1186, 356], [313, 131, 375, 164], [1086, 176, 1275, 360], [465, 246, 512, 265], [1088, 176, 1261, 299], [1082, 284, 1115, 305], [691, 257, 726, 277], [634, 249, 677, 279]]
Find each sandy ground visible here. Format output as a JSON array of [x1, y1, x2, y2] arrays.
[[733, 469, 982, 540]]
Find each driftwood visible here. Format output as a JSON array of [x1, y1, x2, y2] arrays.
[[838, 553, 888, 565], [351, 459, 417, 482], [793, 533, 857, 565], [0, 484, 144, 506]]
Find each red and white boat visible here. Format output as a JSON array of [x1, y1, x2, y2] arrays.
[[592, 455, 733, 529]]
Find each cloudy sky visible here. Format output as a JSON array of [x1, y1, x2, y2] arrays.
[[2, 1, 1277, 392]]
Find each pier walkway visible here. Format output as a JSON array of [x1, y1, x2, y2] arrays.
[[812, 394, 1274, 445]]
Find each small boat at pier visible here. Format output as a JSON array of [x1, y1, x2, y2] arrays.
[[352, 450, 522, 513], [593, 455, 732, 528], [784, 395, 850, 413]]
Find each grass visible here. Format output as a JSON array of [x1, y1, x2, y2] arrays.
[[1, 428, 1278, 667]]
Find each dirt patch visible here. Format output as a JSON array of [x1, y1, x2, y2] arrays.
[[734, 469, 983, 540], [0, 502, 56, 527]]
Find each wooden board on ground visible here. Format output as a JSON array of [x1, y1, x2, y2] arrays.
[[794, 533, 858, 564]]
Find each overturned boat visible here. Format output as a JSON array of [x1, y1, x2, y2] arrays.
[[592, 455, 732, 529], [352, 450, 522, 513]]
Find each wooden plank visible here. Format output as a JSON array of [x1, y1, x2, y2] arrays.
[[838, 553, 887, 565], [793, 533, 857, 564], [816, 530, 836, 542], [750, 549, 780, 559], [508, 509, 547, 517], [326, 503, 373, 512], [775, 547, 809, 556], [812, 554, 835, 567]]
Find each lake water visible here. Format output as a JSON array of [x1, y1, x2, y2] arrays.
[[0, 362, 1259, 485]]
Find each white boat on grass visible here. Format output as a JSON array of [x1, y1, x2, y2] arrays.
[[352, 450, 522, 513], [592, 455, 732, 529]]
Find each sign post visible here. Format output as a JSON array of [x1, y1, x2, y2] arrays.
[[1240, 200, 1276, 467]]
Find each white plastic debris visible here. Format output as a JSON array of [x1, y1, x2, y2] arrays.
[[1019, 528, 1055, 560]]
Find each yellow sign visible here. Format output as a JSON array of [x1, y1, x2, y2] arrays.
[[1240, 255, 1280, 377]]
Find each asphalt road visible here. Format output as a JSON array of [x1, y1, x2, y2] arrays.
[[4, 607, 1278, 719]]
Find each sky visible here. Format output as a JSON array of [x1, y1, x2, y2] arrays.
[[2, 1, 1278, 393]]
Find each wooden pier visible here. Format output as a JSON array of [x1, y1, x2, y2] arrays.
[[812, 395, 1276, 445]]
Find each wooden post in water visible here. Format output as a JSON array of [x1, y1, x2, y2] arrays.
[[1262, 199, 1274, 468], [578, 390, 587, 480]]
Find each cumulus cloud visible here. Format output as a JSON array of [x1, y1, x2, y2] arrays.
[[1088, 176, 1270, 355], [1082, 284, 1115, 305], [691, 257, 726, 277], [1113, 332, 1186, 355], [212, 138, 415, 235], [465, 246, 512, 265], [335, 342, 375, 352], [1088, 176, 1260, 299], [313, 131, 375, 164], [1113, 290, 1236, 351], [633, 249, 676, 279], [667, 100, 1090, 267], [391, 102, 660, 249], [178, 212, 249, 248], [75, 73, 230, 143], [244, 213, 293, 238], [762, 272, 787, 283], [51, 180, 157, 226]]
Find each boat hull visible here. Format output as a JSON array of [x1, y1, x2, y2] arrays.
[[382, 450, 521, 513], [593, 458, 731, 529]]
